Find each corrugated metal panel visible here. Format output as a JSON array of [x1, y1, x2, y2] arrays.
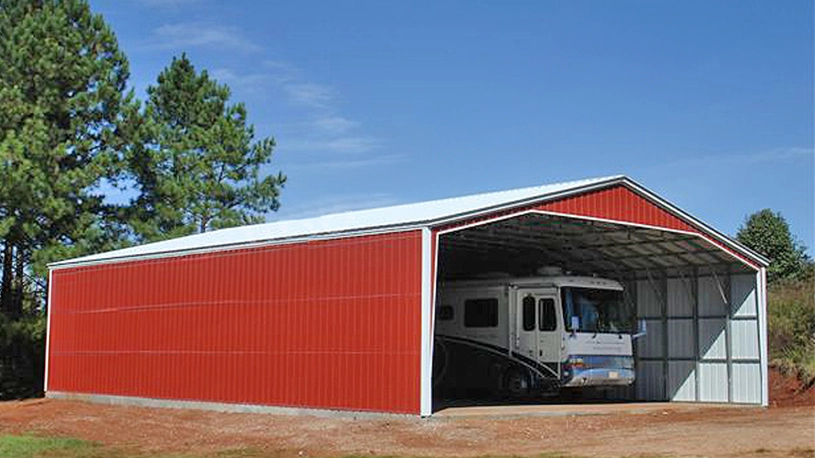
[[698, 277, 727, 317], [732, 363, 761, 403], [636, 280, 661, 318], [667, 319, 695, 358], [731, 274, 757, 318], [731, 320, 760, 360], [699, 362, 728, 402], [667, 278, 693, 317], [635, 361, 665, 400], [668, 361, 696, 401], [636, 319, 664, 358], [48, 231, 423, 414], [537, 185, 696, 233], [699, 318, 727, 360]]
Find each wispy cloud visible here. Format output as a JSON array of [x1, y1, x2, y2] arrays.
[[284, 83, 335, 109], [145, 23, 261, 53], [285, 136, 381, 154], [660, 146, 813, 169], [138, 0, 202, 7], [311, 116, 358, 135], [262, 60, 300, 83], [288, 154, 407, 170], [274, 193, 400, 220], [210, 68, 270, 94], [743, 147, 813, 164], [203, 58, 399, 167]]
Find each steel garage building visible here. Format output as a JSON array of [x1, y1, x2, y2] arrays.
[[45, 176, 770, 416]]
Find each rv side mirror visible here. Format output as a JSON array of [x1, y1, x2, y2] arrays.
[[570, 316, 580, 335]]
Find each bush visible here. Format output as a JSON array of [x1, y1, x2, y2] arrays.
[[0, 314, 46, 399], [768, 273, 815, 388]]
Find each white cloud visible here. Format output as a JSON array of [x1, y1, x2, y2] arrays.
[[210, 68, 270, 93], [139, 0, 201, 7], [262, 60, 300, 83], [202, 61, 400, 169], [744, 147, 813, 164], [284, 136, 381, 154], [287, 154, 407, 170], [146, 23, 261, 53], [284, 83, 334, 109], [311, 116, 358, 135], [662, 146, 813, 169], [274, 193, 400, 220]]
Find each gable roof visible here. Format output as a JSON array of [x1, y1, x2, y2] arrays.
[[50, 175, 768, 268]]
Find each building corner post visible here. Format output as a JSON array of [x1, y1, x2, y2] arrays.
[[419, 228, 434, 417], [44, 268, 53, 393], [757, 267, 769, 407]]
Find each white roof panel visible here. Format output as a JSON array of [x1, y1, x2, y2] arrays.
[[52, 175, 624, 267]]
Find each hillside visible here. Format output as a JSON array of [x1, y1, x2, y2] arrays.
[[768, 272, 815, 406]]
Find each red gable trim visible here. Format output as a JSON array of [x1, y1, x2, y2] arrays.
[[436, 184, 759, 270]]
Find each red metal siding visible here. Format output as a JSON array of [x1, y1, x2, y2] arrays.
[[438, 184, 757, 269], [48, 231, 423, 414]]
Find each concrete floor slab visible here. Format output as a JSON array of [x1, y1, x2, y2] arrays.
[[432, 401, 756, 418]]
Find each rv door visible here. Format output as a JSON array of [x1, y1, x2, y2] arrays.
[[515, 288, 560, 373]]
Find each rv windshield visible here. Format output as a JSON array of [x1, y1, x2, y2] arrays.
[[561, 287, 629, 333]]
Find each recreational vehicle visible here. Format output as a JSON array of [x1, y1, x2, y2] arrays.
[[433, 268, 639, 398]]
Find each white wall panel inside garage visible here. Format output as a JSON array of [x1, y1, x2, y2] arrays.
[[633, 271, 763, 405]]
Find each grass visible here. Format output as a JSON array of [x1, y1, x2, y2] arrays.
[[768, 272, 815, 388], [0, 434, 97, 457], [0, 434, 206, 458], [0, 435, 591, 458]]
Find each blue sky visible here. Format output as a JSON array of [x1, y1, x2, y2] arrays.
[[93, 0, 814, 253]]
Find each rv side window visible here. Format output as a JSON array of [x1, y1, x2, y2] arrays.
[[539, 298, 557, 331], [464, 298, 498, 328], [522, 296, 535, 331], [437, 305, 454, 321]]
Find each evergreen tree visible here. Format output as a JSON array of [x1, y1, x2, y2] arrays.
[[737, 209, 810, 284], [0, 0, 133, 316], [128, 54, 285, 241]]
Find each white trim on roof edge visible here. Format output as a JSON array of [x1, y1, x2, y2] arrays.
[[48, 175, 768, 269]]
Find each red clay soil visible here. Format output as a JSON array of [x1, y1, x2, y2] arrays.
[[770, 367, 815, 408], [0, 398, 813, 458]]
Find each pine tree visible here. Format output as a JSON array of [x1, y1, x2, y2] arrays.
[[128, 54, 285, 241], [0, 0, 133, 315]]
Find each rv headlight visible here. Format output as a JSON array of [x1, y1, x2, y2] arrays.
[[567, 356, 584, 367]]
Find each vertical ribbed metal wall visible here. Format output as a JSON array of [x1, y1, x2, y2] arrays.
[[48, 231, 423, 414], [634, 270, 762, 404]]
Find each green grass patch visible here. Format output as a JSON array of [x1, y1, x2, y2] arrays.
[[0, 434, 273, 458], [0, 434, 96, 457]]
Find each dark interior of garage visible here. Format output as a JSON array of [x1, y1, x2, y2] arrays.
[[431, 212, 755, 411]]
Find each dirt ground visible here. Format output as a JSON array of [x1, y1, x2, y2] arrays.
[[0, 396, 812, 458], [769, 368, 815, 408], [0, 370, 812, 458]]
